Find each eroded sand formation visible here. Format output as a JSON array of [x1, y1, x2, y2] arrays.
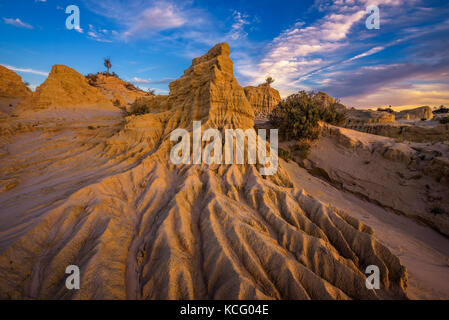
[[0, 43, 410, 299], [396, 106, 433, 121], [0, 65, 32, 116], [244, 84, 281, 118], [0, 65, 31, 99], [296, 125, 449, 236], [346, 109, 396, 125], [17, 65, 116, 114], [344, 107, 447, 143], [86, 73, 148, 109]]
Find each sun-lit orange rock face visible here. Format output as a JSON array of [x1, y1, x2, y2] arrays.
[[0, 65, 31, 99], [87, 73, 148, 107], [244, 83, 281, 117], [166, 42, 254, 130], [17, 65, 115, 111], [0, 43, 408, 300], [396, 106, 433, 120]]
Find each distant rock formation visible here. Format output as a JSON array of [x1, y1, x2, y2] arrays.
[[346, 109, 396, 126], [17, 65, 116, 112], [312, 91, 347, 113], [0, 65, 31, 99], [244, 83, 281, 118], [86, 73, 148, 108], [344, 107, 448, 143], [345, 122, 449, 143], [396, 106, 433, 120]]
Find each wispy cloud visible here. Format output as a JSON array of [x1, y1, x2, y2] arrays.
[[227, 11, 250, 41], [121, 2, 187, 39], [342, 82, 449, 109], [1, 64, 48, 76], [238, 0, 417, 97], [320, 59, 449, 98], [83, 0, 206, 41], [348, 46, 385, 62], [239, 9, 367, 95], [317, 17, 449, 107], [131, 77, 175, 84], [87, 24, 113, 42], [2, 17, 33, 29]]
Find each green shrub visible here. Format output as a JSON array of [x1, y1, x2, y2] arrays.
[[278, 148, 291, 161], [433, 106, 449, 114], [439, 116, 449, 124], [270, 91, 321, 141], [298, 142, 311, 159], [125, 82, 139, 92], [430, 206, 445, 215], [269, 90, 347, 142], [86, 73, 98, 86], [128, 99, 151, 115], [129, 104, 149, 116], [113, 99, 121, 107], [377, 107, 395, 114]]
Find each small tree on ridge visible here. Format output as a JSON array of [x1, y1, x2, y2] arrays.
[[265, 76, 274, 86], [104, 57, 112, 74]]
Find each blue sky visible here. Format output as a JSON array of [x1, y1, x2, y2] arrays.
[[1, 0, 448, 109]]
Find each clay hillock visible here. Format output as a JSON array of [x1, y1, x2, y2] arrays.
[[346, 109, 396, 126], [86, 72, 148, 109], [0, 65, 31, 99], [244, 83, 281, 118], [0, 65, 32, 115], [397, 106, 433, 121], [17, 65, 117, 113]]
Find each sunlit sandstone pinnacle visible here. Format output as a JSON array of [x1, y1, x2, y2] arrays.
[[0, 43, 408, 300], [17, 65, 116, 112], [165, 42, 254, 130], [244, 83, 281, 117], [0, 65, 31, 99]]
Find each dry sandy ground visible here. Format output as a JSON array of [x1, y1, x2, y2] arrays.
[[301, 125, 449, 236], [284, 160, 449, 300], [0, 109, 131, 249]]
